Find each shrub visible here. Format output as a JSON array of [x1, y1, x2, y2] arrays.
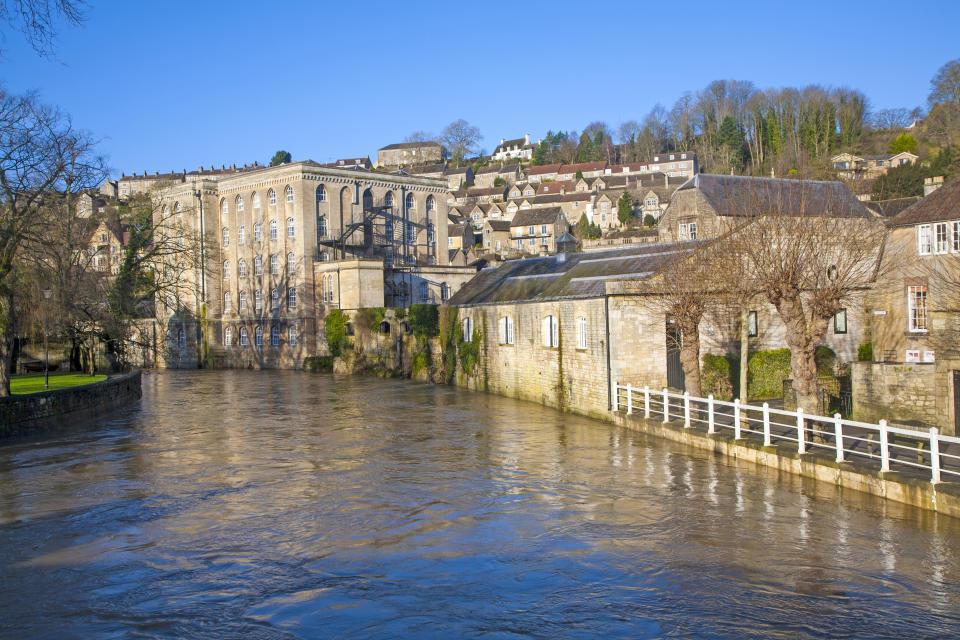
[[748, 348, 792, 399], [408, 304, 439, 338], [354, 307, 385, 334], [324, 309, 349, 357], [858, 342, 873, 362], [460, 328, 481, 374], [643, 214, 657, 227], [701, 354, 734, 401], [303, 356, 334, 372]]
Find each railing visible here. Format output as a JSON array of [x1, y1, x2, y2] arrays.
[[613, 383, 960, 485]]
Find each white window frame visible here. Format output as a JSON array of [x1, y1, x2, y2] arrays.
[[254, 222, 261, 242], [918, 224, 932, 255], [577, 316, 587, 350], [287, 252, 296, 275], [285, 186, 294, 203], [224, 327, 232, 347], [499, 316, 514, 345], [289, 325, 298, 346], [462, 316, 474, 342], [254, 256, 263, 276], [908, 285, 928, 332], [238, 225, 245, 245], [542, 315, 559, 348], [270, 220, 278, 240], [934, 222, 950, 254], [271, 254, 279, 275], [223, 292, 231, 314], [287, 217, 295, 238], [953, 221, 960, 253], [238, 259, 247, 278], [255, 325, 263, 346], [268, 189, 277, 206], [239, 290, 247, 311], [222, 227, 230, 247], [239, 327, 248, 347], [271, 325, 280, 346], [255, 290, 262, 313], [288, 287, 297, 309]]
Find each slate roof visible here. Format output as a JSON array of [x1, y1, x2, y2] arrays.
[[679, 174, 872, 218], [887, 178, 960, 228], [526, 163, 562, 175], [448, 242, 694, 306], [381, 141, 442, 150], [864, 197, 923, 218], [510, 207, 565, 227], [444, 166, 473, 175], [467, 186, 509, 198], [475, 163, 521, 175], [558, 161, 608, 175], [485, 219, 512, 231], [494, 138, 525, 152]]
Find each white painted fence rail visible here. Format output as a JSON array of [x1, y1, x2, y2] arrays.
[[614, 383, 960, 484]]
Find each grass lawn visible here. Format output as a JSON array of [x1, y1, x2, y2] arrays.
[[11, 372, 108, 395]]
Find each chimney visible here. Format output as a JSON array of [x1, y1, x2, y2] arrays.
[[924, 176, 944, 196], [500, 138, 505, 145], [524, 133, 530, 145]]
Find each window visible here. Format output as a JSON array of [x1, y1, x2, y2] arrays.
[[238, 259, 247, 278], [953, 221, 960, 253], [175, 202, 183, 220], [908, 285, 928, 331], [935, 222, 950, 254], [223, 260, 230, 280], [405, 192, 416, 210], [268, 189, 276, 206], [236, 196, 244, 212], [577, 316, 587, 350], [252, 193, 260, 211], [222, 227, 230, 247], [271, 325, 280, 346], [223, 292, 231, 313], [541, 236, 548, 245], [255, 325, 263, 346], [285, 186, 294, 203], [528, 238, 535, 246], [384, 191, 394, 209], [288, 287, 297, 308], [834, 308, 847, 334], [255, 290, 262, 313], [287, 217, 295, 237], [316, 185, 326, 202], [239, 327, 248, 346], [419, 282, 429, 302], [540, 224, 547, 234], [440, 283, 449, 302], [254, 256, 263, 276], [271, 288, 280, 310], [318, 215, 327, 237], [542, 315, 559, 348], [426, 195, 435, 214], [177, 329, 185, 350], [238, 225, 245, 245], [906, 349, 920, 362], [406, 222, 415, 243], [289, 325, 297, 346], [270, 220, 278, 240], [254, 222, 262, 242], [448, 237, 453, 248], [462, 316, 474, 342], [224, 327, 232, 346], [176, 231, 183, 248], [918, 224, 931, 255], [271, 254, 279, 274], [678, 221, 697, 240], [239, 290, 247, 311], [221, 199, 228, 218], [499, 316, 514, 345], [528, 225, 535, 235], [747, 310, 758, 337]]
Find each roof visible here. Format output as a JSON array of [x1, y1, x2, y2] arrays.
[[448, 242, 694, 306], [485, 219, 512, 231], [679, 174, 872, 219], [476, 163, 521, 175], [448, 223, 470, 236], [380, 141, 442, 150], [514, 192, 592, 206], [526, 163, 562, 175], [467, 186, 508, 198], [444, 166, 473, 175], [494, 138, 525, 153], [537, 180, 573, 194], [558, 161, 608, 175], [510, 207, 565, 227], [864, 197, 923, 218], [409, 164, 446, 175], [887, 178, 960, 227]]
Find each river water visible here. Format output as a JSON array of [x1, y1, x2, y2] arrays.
[[1, 370, 959, 639]]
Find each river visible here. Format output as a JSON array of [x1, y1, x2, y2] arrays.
[[1, 370, 958, 638]]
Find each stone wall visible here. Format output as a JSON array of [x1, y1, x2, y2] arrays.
[[852, 362, 938, 429], [0, 370, 142, 439]]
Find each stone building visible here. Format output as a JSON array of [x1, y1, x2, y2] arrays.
[[831, 151, 918, 181], [491, 134, 536, 162], [377, 141, 445, 168], [509, 207, 569, 254], [474, 163, 522, 188]]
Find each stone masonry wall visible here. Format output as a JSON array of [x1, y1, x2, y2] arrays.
[[852, 362, 937, 429]]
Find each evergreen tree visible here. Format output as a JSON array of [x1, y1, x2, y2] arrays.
[[617, 192, 634, 224], [269, 150, 292, 166]]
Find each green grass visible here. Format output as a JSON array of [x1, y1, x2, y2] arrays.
[[10, 372, 107, 395]]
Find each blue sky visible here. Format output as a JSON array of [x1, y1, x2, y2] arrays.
[[2, 0, 957, 179]]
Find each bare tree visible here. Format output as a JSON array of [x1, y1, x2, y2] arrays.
[[440, 119, 482, 166], [871, 108, 914, 131], [929, 58, 960, 106], [404, 130, 435, 144], [0, 0, 85, 57]]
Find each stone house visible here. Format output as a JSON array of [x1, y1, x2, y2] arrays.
[[473, 163, 522, 188], [481, 219, 512, 254], [443, 165, 474, 190], [556, 161, 608, 181], [592, 190, 628, 229], [526, 164, 562, 183], [536, 180, 573, 195], [644, 152, 698, 178], [323, 157, 372, 170], [447, 223, 474, 251], [831, 151, 919, 180], [509, 207, 569, 254], [465, 185, 508, 204], [491, 134, 537, 162], [377, 141, 446, 168], [84, 218, 129, 275]]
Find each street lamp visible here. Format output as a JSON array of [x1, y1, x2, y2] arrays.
[[42, 289, 52, 389]]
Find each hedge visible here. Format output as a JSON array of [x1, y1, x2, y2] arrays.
[[701, 354, 734, 401]]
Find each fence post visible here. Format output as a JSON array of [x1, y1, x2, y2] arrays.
[[929, 427, 941, 483], [707, 395, 715, 434], [879, 420, 890, 472], [626, 384, 633, 415], [763, 402, 771, 447], [683, 392, 691, 428], [663, 388, 669, 423], [834, 414, 844, 462], [613, 381, 620, 411], [643, 386, 650, 418], [733, 398, 742, 439], [797, 407, 806, 454]]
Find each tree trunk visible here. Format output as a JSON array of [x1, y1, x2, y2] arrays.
[[774, 293, 820, 412], [677, 315, 702, 396], [0, 292, 14, 396]]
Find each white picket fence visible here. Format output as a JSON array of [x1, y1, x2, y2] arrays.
[[614, 383, 960, 484]]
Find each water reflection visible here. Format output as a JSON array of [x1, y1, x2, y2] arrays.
[[0, 369, 958, 639]]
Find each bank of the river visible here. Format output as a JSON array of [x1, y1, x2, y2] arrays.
[[0, 370, 141, 438]]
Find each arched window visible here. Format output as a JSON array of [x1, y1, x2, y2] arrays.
[[224, 326, 232, 347], [239, 290, 247, 311], [285, 186, 294, 203], [577, 317, 587, 350], [317, 215, 327, 237], [177, 328, 185, 349], [405, 222, 416, 243], [254, 256, 263, 276], [289, 325, 298, 346], [499, 316, 515, 345], [288, 287, 297, 308], [542, 315, 559, 348], [223, 291, 231, 313], [270, 219, 278, 240], [222, 260, 230, 279], [161, 204, 169, 220], [252, 192, 260, 210], [426, 195, 436, 214], [222, 227, 230, 247], [316, 185, 326, 202], [175, 202, 182, 219], [384, 191, 394, 209], [236, 195, 244, 212], [221, 199, 228, 218], [238, 225, 245, 244], [176, 231, 183, 248], [270, 254, 279, 274], [238, 258, 247, 277], [287, 217, 295, 237], [440, 282, 449, 302], [271, 325, 280, 346], [254, 222, 262, 242], [255, 325, 263, 346], [405, 192, 416, 210], [287, 252, 296, 274], [268, 188, 277, 206], [271, 288, 279, 309], [462, 316, 474, 342], [239, 327, 249, 346], [255, 290, 262, 313]]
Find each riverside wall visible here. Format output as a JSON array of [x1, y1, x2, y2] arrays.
[[0, 370, 142, 439]]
